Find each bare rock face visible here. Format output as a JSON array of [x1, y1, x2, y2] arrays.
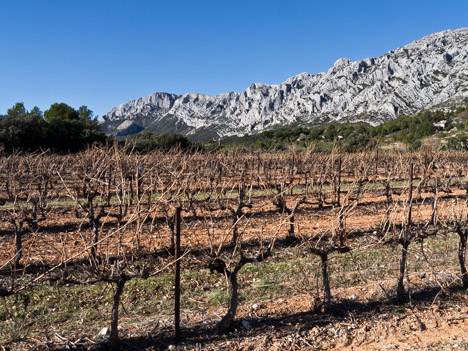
[[100, 28, 468, 140]]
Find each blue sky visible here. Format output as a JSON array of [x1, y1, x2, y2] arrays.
[[1, 0, 467, 118]]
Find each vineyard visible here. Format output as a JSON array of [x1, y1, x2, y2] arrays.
[[1, 146, 468, 350]]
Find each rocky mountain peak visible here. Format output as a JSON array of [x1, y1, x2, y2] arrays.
[[100, 28, 468, 141]]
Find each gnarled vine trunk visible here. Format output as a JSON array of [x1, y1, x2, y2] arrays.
[[320, 252, 331, 310], [457, 228, 468, 288], [109, 278, 127, 350], [396, 240, 409, 302], [217, 271, 239, 333]]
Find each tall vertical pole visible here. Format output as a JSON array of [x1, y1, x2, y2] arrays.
[[375, 148, 379, 175], [174, 207, 181, 343], [337, 142, 342, 206], [408, 162, 414, 228]]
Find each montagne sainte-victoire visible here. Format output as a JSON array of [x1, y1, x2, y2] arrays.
[[99, 28, 468, 141]]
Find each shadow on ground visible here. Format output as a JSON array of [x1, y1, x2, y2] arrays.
[[86, 283, 467, 350]]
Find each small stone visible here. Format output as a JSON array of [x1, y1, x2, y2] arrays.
[[98, 327, 108, 336], [241, 320, 251, 329], [252, 303, 259, 310]]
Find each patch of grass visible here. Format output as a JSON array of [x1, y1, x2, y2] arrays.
[[391, 306, 406, 315], [208, 288, 229, 306], [0, 283, 111, 343]]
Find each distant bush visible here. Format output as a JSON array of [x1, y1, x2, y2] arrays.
[[127, 132, 192, 152], [446, 135, 468, 150]]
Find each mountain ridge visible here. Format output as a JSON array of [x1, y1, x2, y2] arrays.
[[99, 28, 468, 140]]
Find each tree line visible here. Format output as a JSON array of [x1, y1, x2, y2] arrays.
[[0, 102, 197, 153], [3, 101, 468, 153], [0, 102, 107, 152]]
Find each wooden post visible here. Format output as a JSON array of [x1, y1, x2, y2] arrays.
[[408, 162, 413, 227], [375, 148, 379, 175], [337, 145, 342, 206], [174, 207, 181, 343]]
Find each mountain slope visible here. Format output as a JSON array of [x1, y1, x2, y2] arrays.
[[99, 28, 468, 140]]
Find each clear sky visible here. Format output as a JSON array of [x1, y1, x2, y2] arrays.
[[1, 0, 467, 118]]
